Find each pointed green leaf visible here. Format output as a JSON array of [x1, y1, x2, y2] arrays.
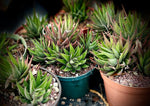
[[112, 46, 119, 58], [100, 46, 112, 53], [67, 62, 72, 68], [63, 48, 69, 54], [144, 63, 150, 76], [63, 67, 72, 72], [17, 82, 25, 97], [24, 87, 31, 100], [29, 71, 36, 94], [69, 44, 75, 55], [119, 47, 129, 63], [74, 46, 81, 57], [81, 50, 87, 59], [42, 97, 50, 104], [81, 64, 89, 69], [103, 34, 111, 48], [106, 70, 117, 76], [60, 65, 65, 70], [79, 59, 86, 65], [45, 75, 52, 90], [60, 53, 70, 61], [36, 71, 41, 86], [37, 77, 48, 89], [56, 58, 67, 64], [94, 57, 107, 65], [43, 89, 52, 100], [101, 51, 115, 59]]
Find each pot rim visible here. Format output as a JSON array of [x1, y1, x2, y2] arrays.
[[40, 66, 95, 81], [57, 67, 95, 81], [100, 70, 150, 89], [13, 25, 27, 57], [14, 25, 25, 34], [40, 67, 62, 106]]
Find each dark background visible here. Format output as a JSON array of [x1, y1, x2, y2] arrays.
[[0, 0, 63, 32], [0, 0, 150, 33]]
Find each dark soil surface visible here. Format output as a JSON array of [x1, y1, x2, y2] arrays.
[[108, 71, 150, 87]]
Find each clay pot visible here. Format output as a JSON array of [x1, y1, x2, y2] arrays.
[[100, 71, 150, 106], [14, 25, 27, 35], [14, 25, 24, 34]]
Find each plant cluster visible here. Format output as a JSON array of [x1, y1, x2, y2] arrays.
[[28, 37, 48, 63], [0, 31, 56, 105], [90, 2, 150, 77], [0, 33, 27, 56], [0, 33, 12, 55], [17, 70, 53, 105], [23, 11, 48, 38], [56, 44, 89, 73], [28, 14, 97, 73], [0, 55, 12, 86], [79, 30, 99, 52], [134, 39, 150, 76], [62, 0, 89, 23], [0, 52, 55, 105], [0, 8, 98, 106], [5, 53, 32, 89], [112, 12, 148, 41], [0, 32, 27, 87], [92, 34, 133, 76], [28, 14, 80, 65], [90, 2, 116, 33], [42, 14, 79, 48]]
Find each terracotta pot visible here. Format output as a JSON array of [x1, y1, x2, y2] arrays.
[[14, 25, 24, 34], [100, 71, 150, 106]]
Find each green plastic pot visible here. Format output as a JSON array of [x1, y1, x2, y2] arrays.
[[58, 68, 95, 98]]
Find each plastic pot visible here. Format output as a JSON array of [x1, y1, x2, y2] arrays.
[[58, 68, 95, 99], [100, 71, 150, 106]]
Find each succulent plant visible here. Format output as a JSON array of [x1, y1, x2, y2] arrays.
[[112, 12, 148, 41], [137, 49, 150, 76], [135, 40, 150, 76], [28, 37, 48, 63], [0, 55, 12, 87], [0, 33, 11, 55], [8, 34, 27, 57], [23, 11, 48, 38], [0, 33, 27, 87], [92, 34, 134, 76], [0, 33, 27, 57], [62, 0, 89, 23], [62, 0, 72, 12], [79, 30, 99, 52], [71, 0, 89, 23], [17, 70, 53, 105], [56, 44, 89, 73], [5, 52, 33, 89], [42, 14, 79, 49], [90, 2, 115, 33], [44, 42, 60, 65]]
